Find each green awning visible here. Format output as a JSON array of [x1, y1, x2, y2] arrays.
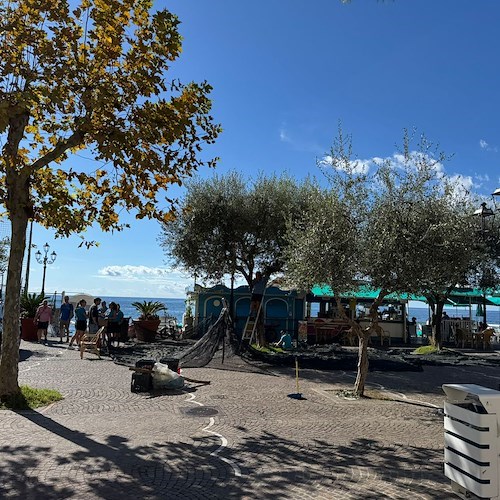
[[310, 285, 426, 302], [487, 296, 500, 306], [310, 285, 499, 306], [445, 288, 497, 306]]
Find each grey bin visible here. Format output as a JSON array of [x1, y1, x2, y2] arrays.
[[443, 384, 500, 499]]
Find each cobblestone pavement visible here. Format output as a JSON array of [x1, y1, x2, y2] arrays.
[[3, 341, 500, 499]]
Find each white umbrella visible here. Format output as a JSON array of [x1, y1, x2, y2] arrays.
[[69, 293, 94, 309]]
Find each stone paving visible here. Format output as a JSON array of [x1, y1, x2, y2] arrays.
[[2, 340, 500, 499]]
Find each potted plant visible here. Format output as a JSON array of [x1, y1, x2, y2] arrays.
[[20, 292, 45, 341], [131, 300, 166, 342]]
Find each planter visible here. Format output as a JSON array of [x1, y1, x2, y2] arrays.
[[21, 317, 38, 341], [133, 319, 161, 342]]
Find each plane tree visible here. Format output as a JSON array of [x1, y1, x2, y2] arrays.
[[0, 0, 220, 399]]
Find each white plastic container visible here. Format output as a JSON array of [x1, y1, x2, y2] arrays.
[[443, 384, 500, 499]]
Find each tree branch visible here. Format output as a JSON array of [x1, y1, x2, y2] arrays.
[[29, 127, 86, 171]]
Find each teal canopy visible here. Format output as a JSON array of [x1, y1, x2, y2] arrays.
[[310, 285, 426, 302], [310, 285, 498, 306], [487, 296, 500, 306]]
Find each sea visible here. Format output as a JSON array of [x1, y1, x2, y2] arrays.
[[52, 296, 187, 325], [408, 305, 500, 329], [100, 297, 187, 325], [50, 295, 500, 329]]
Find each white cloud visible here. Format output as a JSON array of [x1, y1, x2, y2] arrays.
[[475, 173, 490, 183], [95, 265, 193, 298], [448, 174, 474, 195], [479, 139, 498, 152], [319, 156, 371, 174], [97, 265, 188, 282], [319, 151, 444, 175], [279, 127, 291, 143], [391, 151, 444, 173]]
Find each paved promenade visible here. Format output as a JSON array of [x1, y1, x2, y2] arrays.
[[2, 341, 500, 499]]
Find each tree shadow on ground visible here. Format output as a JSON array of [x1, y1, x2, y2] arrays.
[[18, 349, 33, 362], [245, 361, 500, 400], [1, 410, 451, 499]]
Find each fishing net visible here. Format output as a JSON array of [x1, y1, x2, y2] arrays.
[[112, 301, 272, 374], [179, 301, 238, 368]]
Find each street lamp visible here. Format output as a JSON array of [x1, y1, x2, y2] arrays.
[[35, 243, 56, 296], [473, 188, 500, 326]]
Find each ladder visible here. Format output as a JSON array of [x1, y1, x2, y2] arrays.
[[241, 299, 264, 345]]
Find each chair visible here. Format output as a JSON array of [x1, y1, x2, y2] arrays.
[[313, 318, 326, 344], [449, 324, 457, 345], [107, 318, 130, 348], [475, 327, 495, 350], [455, 327, 473, 348], [80, 326, 105, 359], [341, 327, 358, 346]]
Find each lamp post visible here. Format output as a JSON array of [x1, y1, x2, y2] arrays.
[[35, 243, 57, 296], [473, 188, 500, 326]]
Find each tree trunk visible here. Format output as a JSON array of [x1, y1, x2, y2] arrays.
[[353, 329, 370, 397], [256, 314, 266, 347], [352, 291, 388, 397], [0, 184, 29, 399], [431, 300, 445, 350], [335, 297, 369, 397]]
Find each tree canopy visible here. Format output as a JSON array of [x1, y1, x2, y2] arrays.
[[0, 0, 220, 399], [284, 129, 482, 394], [160, 171, 315, 287]]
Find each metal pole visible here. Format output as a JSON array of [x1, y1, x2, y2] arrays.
[[230, 270, 235, 327], [483, 293, 487, 327], [36, 243, 56, 297], [41, 257, 47, 296]]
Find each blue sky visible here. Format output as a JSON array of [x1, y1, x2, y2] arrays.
[[13, 0, 500, 299]]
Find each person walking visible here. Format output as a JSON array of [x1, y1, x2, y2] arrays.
[[59, 295, 74, 343], [34, 299, 53, 344], [69, 299, 87, 348]]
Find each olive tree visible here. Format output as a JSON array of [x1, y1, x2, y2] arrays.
[[0, 0, 220, 399], [284, 130, 370, 395], [364, 133, 480, 349], [285, 129, 479, 396], [160, 171, 315, 288]]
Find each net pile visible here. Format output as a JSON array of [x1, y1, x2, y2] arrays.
[[178, 303, 237, 368]]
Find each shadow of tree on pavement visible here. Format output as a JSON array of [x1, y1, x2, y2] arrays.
[[0, 410, 451, 499]]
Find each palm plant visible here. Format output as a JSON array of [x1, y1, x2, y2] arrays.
[[131, 300, 167, 320], [20, 292, 46, 318]]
